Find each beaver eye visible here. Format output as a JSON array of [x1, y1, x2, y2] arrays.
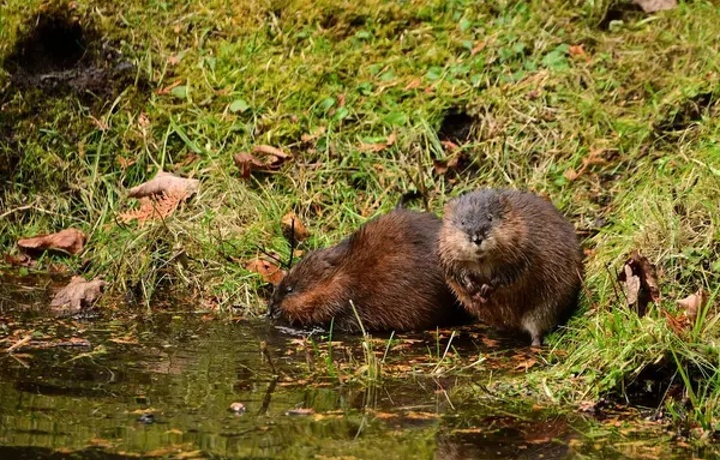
[[487, 214, 493, 222], [285, 286, 294, 294]]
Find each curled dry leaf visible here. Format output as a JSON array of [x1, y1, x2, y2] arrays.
[[633, 0, 677, 13], [50, 276, 108, 315], [564, 148, 607, 182], [127, 171, 199, 199], [617, 251, 660, 317], [281, 212, 309, 242], [4, 253, 36, 267], [18, 228, 87, 256], [234, 145, 291, 178], [678, 289, 708, 324], [246, 258, 286, 285]]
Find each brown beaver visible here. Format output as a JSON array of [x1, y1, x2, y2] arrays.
[[438, 189, 583, 346], [268, 208, 468, 332]]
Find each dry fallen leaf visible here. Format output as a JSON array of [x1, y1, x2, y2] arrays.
[[281, 212, 309, 242], [514, 358, 537, 371], [155, 79, 182, 95], [4, 253, 36, 267], [404, 79, 422, 91], [120, 171, 199, 224], [617, 251, 660, 317], [633, 0, 677, 13], [564, 148, 607, 182], [481, 337, 499, 348], [234, 146, 292, 178], [127, 171, 199, 199], [253, 144, 290, 160], [678, 289, 708, 324], [50, 276, 108, 315], [433, 152, 462, 176], [359, 133, 397, 153], [18, 228, 87, 256], [116, 156, 136, 170], [569, 44, 586, 58], [246, 258, 286, 285]]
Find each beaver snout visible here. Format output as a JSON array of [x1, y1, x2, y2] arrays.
[[267, 299, 282, 319], [471, 233, 483, 245]]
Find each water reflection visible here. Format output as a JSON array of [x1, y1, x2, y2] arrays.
[[0, 273, 710, 459]]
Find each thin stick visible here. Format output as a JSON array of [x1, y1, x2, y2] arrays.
[[5, 334, 33, 353], [0, 204, 34, 220], [287, 216, 296, 269], [577, 267, 598, 312], [605, 263, 624, 306]]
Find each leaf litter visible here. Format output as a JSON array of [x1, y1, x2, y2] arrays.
[[617, 251, 660, 317], [234, 145, 292, 178], [120, 171, 199, 224], [18, 228, 87, 255]]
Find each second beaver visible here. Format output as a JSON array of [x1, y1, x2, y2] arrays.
[[268, 208, 468, 332], [438, 189, 583, 346]]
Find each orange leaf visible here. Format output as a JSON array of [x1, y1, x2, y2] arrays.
[[246, 258, 285, 285], [281, 212, 309, 242]]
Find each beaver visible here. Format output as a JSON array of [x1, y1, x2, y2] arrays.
[[268, 208, 468, 332], [437, 189, 583, 346]]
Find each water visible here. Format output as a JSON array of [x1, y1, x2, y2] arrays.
[[0, 273, 714, 459]]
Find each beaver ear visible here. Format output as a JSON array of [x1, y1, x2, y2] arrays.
[[322, 242, 349, 267]]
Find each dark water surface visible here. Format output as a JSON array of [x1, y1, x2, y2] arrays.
[[0, 273, 714, 459]]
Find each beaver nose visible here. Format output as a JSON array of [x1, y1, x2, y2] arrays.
[[267, 300, 281, 319], [471, 234, 483, 246]]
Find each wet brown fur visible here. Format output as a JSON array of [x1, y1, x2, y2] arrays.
[[269, 209, 468, 332], [438, 189, 583, 346]]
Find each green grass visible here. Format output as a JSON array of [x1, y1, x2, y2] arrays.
[[1, 0, 720, 441]]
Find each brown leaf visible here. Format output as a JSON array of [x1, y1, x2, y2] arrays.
[[677, 289, 708, 324], [564, 167, 579, 181], [116, 156, 136, 170], [253, 144, 291, 160], [471, 41, 487, 56], [233, 153, 267, 178], [50, 276, 108, 315], [18, 228, 87, 256], [234, 146, 292, 178], [4, 253, 36, 267], [281, 212, 309, 242], [156, 79, 182, 95], [481, 337, 499, 348], [633, 0, 677, 13], [404, 79, 421, 91], [246, 258, 286, 285], [514, 358, 537, 371], [569, 44, 586, 58], [433, 151, 462, 176], [565, 149, 607, 182], [359, 133, 397, 153], [119, 190, 192, 224], [617, 251, 660, 317], [128, 171, 199, 199]]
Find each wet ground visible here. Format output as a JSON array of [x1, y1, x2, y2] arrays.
[[0, 273, 716, 459]]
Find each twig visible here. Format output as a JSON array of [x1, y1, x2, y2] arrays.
[[5, 334, 33, 353], [0, 204, 34, 220], [577, 267, 599, 312]]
